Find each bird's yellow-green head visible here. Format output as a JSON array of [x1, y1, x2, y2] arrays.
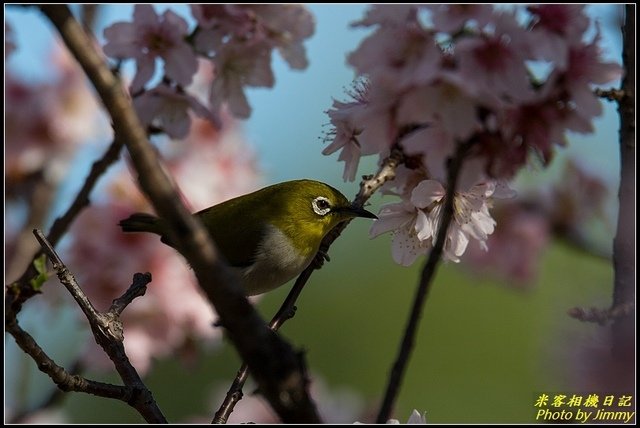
[[268, 180, 376, 244], [119, 179, 376, 295]]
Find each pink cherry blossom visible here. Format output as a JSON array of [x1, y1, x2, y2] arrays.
[[454, 11, 535, 105], [370, 201, 432, 266], [103, 5, 198, 92], [396, 77, 480, 141], [348, 20, 441, 89], [192, 5, 314, 70], [371, 178, 514, 265], [209, 42, 275, 118], [189, 5, 314, 119], [247, 5, 315, 70], [323, 81, 402, 181], [527, 5, 590, 70], [133, 83, 220, 139]]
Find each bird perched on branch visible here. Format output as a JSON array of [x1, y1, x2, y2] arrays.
[[119, 179, 376, 295]]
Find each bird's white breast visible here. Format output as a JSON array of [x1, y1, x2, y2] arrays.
[[241, 224, 313, 296]]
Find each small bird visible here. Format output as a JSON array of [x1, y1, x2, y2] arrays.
[[119, 179, 376, 296]]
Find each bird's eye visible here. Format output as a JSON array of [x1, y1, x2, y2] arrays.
[[312, 196, 331, 216]]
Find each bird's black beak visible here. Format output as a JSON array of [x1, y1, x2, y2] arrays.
[[340, 204, 378, 219]]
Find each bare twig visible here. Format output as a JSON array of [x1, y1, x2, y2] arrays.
[[39, 5, 319, 422], [376, 141, 471, 423], [6, 137, 124, 313], [213, 128, 419, 423], [611, 5, 635, 361], [568, 302, 634, 326], [595, 88, 626, 102], [109, 272, 150, 316], [5, 230, 165, 422]]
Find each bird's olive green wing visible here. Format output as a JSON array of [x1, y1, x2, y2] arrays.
[[194, 195, 272, 268]]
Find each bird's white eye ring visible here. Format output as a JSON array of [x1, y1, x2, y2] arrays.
[[312, 196, 331, 216]]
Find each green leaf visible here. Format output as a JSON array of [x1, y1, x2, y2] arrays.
[[30, 255, 49, 290]]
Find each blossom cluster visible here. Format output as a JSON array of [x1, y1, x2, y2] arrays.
[[323, 5, 621, 265], [103, 4, 314, 137]]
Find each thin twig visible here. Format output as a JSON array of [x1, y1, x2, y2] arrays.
[[6, 137, 124, 313], [594, 88, 626, 102], [39, 5, 320, 422], [33, 229, 102, 323], [568, 302, 634, 326], [376, 141, 471, 423], [109, 272, 150, 316], [30, 229, 166, 423], [213, 128, 420, 424]]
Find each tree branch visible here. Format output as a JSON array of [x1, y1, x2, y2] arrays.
[[376, 141, 471, 423], [611, 4, 635, 363], [595, 88, 626, 102], [568, 303, 634, 326], [39, 5, 320, 423], [6, 230, 165, 422], [213, 129, 419, 423]]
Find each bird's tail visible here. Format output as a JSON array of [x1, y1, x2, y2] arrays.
[[118, 213, 162, 235]]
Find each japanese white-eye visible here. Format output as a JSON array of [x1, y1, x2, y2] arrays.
[[119, 179, 376, 296]]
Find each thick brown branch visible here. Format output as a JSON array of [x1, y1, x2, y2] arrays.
[[611, 4, 635, 362], [39, 5, 319, 422]]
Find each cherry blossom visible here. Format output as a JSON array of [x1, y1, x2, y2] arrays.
[[326, 5, 621, 267], [103, 4, 198, 92], [323, 81, 400, 181], [527, 5, 590, 70], [189, 5, 314, 119], [453, 11, 535, 105], [208, 42, 275, 118], [133, 82, 219, 139], [371, 178, 514, 265]]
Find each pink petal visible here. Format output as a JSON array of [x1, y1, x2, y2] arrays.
[[411, 180, 445, 208], [131, 55, 156, 92], [163, 45, 198, 87]]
